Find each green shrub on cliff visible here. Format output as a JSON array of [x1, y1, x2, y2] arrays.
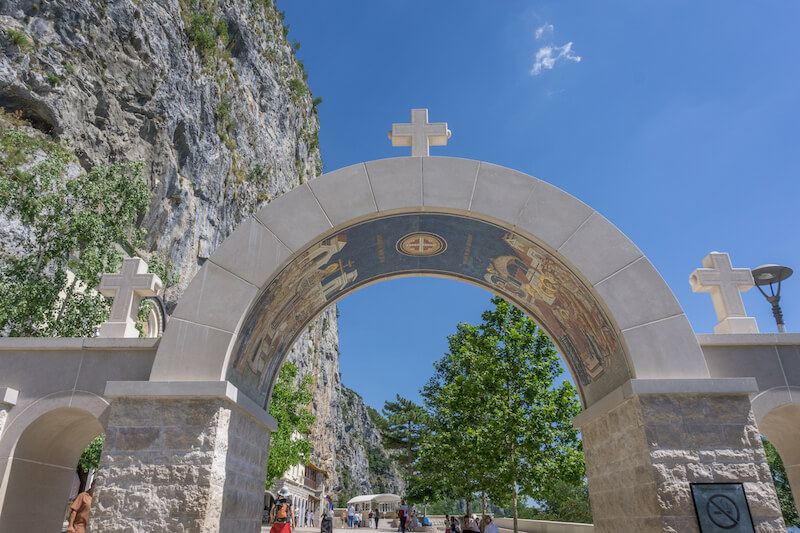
[[0, 117, 150, 337]]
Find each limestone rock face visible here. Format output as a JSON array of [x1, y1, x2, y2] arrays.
[[285, 307, 405, 500], [0, 0, 321, 306], [0, 0, 399, 503]]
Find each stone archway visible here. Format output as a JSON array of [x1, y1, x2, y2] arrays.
[[150, 157, 708, 396], [93, 157, 785, 532], [0, 392, 107, 532]]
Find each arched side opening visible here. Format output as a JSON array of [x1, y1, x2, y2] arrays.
[[0, 398, 106, 533], [753, 391, 800, 517], [150, 156, 708, 413]]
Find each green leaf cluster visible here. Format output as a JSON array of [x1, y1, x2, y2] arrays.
[[267, 361, 316, 485], [413, 297, 586, 528], [78, 434, 105, 473], [0, 124, 150, 337], [763, 438, 800, 527]]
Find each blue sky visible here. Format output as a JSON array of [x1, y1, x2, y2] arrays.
[[280, 1, 800, 411]]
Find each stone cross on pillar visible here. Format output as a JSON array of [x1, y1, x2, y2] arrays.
[[690, 251, 759, 334], [388, 108, 451, 156], [98, 257, 163, 338]]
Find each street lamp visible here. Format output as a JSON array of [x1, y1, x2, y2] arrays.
[[751, 264, 793, 333]]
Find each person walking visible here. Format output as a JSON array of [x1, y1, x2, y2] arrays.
[[66, 480, 95, 533], [450, 516, 460, 533], [348, 503, 356, 528], [444, 514, 451, 533], [397, 500, 408, 533], [374, 508, 380, 529], [483, 516, 498, 533], [270, 487, 295, 533], [354, 511, 361, 528]]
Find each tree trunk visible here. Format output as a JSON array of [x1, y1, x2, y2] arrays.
[[511, 440, 518, 533], [407, 420, 413, 479], [481, 491, 486, 533], [512, 484, 518, 533], [76, 466, 88, 494], [465, 495, 471, 516]]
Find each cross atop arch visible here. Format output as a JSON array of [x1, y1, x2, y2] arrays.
[[388, 108, 451, 157]]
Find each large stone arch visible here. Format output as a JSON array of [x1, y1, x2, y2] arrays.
[[149, 156, 708, 410], [0, 391, 108, 533], [93, 157, 784, 532]]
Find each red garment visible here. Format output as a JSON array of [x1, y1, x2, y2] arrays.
[[270, 522, 292, 533]]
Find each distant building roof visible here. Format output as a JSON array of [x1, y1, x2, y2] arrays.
[[307, 462, 329, 475], [347, 494, 401, 505]]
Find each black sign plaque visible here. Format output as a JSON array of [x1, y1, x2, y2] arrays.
[[691, 483, 755, 532]]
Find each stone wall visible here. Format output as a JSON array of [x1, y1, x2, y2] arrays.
[[582, 393, 784, 532], [92, 397, 270, 533]]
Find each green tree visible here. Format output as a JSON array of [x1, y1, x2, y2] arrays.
[[76, 434, 105, 493], [0, 124, 150, 337], [266, 361, 315, 485], [382, 395, 427, 480], [533, 480, 592, 524], [415, 336, 487, 512], [420, 297, 585, 533], [763, 437, 800, 527]]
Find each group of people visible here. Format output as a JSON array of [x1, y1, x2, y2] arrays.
[[443, 514, 499, 533], [343, 502, 381, 528]]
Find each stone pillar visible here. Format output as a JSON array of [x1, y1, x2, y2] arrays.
[[576, 379, 785, 532], [92, 382, 277, 533]]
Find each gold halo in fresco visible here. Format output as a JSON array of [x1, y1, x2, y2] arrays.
[[396, 232, 447, 257]]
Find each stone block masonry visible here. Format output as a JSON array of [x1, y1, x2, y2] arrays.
[[92, 397, 271, 532], [581, 393, 785, 533]]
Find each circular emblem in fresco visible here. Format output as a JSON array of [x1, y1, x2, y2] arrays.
[[396, 232, 447, 257]]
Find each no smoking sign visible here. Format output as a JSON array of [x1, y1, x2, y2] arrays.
[[691, 483, 755, 532]]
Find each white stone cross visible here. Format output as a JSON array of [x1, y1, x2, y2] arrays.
[[388, 108, 451, 157], [690, 252, 758, 334], [98, 257, 163, 338]]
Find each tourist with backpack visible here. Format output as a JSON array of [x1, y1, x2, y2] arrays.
[[270, 487, 295, 533], [397, 500, 408, 533]]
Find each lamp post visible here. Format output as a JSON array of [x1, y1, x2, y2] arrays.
[[751, 264, 793, 333]]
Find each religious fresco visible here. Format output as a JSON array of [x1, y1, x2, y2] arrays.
[[229, 214, 631, 407]]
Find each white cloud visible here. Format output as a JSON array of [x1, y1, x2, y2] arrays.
[[535, 23, 553, 40], [530, 42, 581, 76]]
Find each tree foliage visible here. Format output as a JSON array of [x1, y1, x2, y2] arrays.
[[267, 361, 315, 485], [417, 297, 585, 530], [0, 122, 150, 337], [382, 394, 427, 479], [763, 437, 800, 528], [76, 433, 105, 492]]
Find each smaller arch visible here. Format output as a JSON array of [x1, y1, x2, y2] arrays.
[[0, 391, 108, 533], [753, 388, 800, 516]]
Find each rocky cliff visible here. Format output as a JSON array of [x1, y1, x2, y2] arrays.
[[0, 0, 321, 306], [285, 307, 405, 500], [0, 0, 401, 500]]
